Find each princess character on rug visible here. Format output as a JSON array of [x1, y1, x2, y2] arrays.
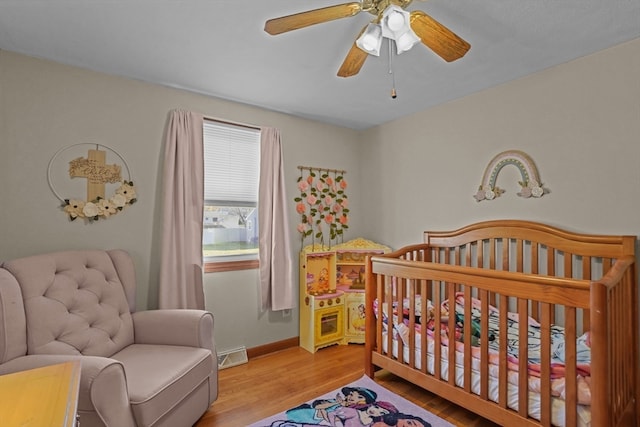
[[270, 387, 432, 427], [249, 375, 449, 427], [270, 411, 432, 427], [285, 386, 377, 424]]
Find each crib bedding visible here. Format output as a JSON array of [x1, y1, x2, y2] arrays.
[[380, 334, 591, 427], [374, 294, 593, 426]]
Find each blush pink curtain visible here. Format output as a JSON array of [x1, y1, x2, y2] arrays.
[[259, 127, 294, 311], [159, 110, 205, 309]]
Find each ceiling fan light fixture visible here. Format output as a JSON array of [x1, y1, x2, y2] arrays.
[[385, 9, 405, 31], [395, 29, 420, 54], [381, 5, 410, 38], [356, 23, 383, 56]]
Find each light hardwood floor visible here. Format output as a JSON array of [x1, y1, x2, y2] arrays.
[[196, 344, 499, 426]]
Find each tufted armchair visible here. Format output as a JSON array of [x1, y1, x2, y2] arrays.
[[0, 249, 217, 427]]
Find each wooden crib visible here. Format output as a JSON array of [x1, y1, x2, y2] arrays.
[[365, 220, 638, 427]]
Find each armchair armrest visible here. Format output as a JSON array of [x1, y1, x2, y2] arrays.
[[132, 309, 214, 352]]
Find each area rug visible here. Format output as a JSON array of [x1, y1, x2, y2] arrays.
[[248, 374, 454, 427]]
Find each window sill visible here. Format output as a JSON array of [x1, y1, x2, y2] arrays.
[[204, 259, 259, 273]]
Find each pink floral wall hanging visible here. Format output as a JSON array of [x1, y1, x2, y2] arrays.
[[294, 166, 349, 249]]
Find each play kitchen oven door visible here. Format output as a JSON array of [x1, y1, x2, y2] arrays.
[[314, 304, 344, 347]]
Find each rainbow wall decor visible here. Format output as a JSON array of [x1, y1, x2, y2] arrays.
[[474, 150, 547, 202]]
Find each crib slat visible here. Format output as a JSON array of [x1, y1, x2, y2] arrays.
[[489, 238, 496, 269], [582, 256, 591, 331], [531, 243, 541, 322], [420, 279, 428, 375], [385, 278, 393, 361], [563, 251, 578, 425], [565, 307, 577, 427], [408, 279, 416, 369], [548, 248, 556, 325], [447, 282, 456, 387], [502, 238, 509, 271], [398, 278, 406, 363], [516, 238, 524, 272], [564, 250, 572, 279], [590, 281, 608, 426], [376, 274, 384, 356], [465, 242, 471, 267], [480, 289, 489, 400], [517, 298, 528, 418], [498, 294, 508, 409], [540, 302, 552, 426], [489, 239, 497, 306], [434, 280, 442, 381], [463, 286, 472, 393]]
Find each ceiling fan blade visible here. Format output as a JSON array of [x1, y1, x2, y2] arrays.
[[337, 27, 370, 78], [265, 2, 362, 35], [410, 10, 470, 62]]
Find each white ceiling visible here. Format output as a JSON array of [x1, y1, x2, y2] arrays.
[[1, 1, 638, 130]]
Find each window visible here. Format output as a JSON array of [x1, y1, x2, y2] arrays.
[[203, 120, 260, 272]]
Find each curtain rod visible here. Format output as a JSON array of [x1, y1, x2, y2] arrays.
[[204, 116, 261, 131], [297, 165, 347, 174]]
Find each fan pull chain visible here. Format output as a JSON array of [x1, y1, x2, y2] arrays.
[[388, 39, 397, 99]]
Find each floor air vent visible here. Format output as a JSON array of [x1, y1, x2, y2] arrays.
[[217, 347, 248, 369]]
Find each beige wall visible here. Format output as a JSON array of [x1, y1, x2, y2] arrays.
[[1, 37, 639, 353], [0, 50, 362, 352], [360, 38, 640, 251]]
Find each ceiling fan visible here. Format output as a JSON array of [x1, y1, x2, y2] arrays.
[[264, 0, 471, 78]]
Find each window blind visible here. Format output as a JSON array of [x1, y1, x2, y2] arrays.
[[203, 120, 260, 203]]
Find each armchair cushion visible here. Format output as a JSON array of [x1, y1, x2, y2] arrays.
[[111, 344, 213, 426]]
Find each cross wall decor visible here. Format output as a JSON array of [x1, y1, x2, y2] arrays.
[[68, 149, 122, 201], [48, 143, 137, 223]]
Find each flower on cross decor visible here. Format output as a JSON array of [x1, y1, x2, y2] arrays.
[[63, 181, 137, 222], [294, 168, 349, 249]]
